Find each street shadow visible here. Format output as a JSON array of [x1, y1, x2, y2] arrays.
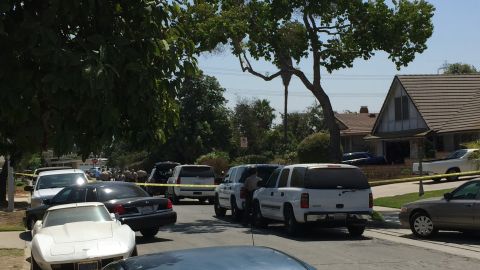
[[401, 231, 480, 245], [165, 218, 233, 234], [240, 223, 372, 242], [172, 200, 213, 206], [0, 201, 29, 211], [136, 236, 173, 244], [19, 231, 32, 241]]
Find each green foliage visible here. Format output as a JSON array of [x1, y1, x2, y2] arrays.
[[231, 98, 275, 156], [444, 63, 477, 74], [196, 151, 230, 176], [232, 155, 270, 166], [297, 132, 330, 163], [148, 73, 232, 164], [0, 0, 196, 162], [16, 154, 42, 171]]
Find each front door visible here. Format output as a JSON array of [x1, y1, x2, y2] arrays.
[[433, 181, 480, 229]]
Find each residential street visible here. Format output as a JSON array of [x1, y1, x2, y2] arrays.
[[136, 202, 480, 270]]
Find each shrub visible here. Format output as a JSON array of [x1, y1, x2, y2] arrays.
[[195, 151, 230, 176], [297, 132, 330, 163], [232, 155, 269, 166]]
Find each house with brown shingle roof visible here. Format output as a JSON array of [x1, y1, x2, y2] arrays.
[[335, 106, 377, 152], [367, 74, 480, 164]]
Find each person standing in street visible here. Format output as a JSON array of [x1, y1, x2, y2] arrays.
[[242, 167, 262, 226]]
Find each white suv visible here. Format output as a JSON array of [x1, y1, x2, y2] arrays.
[[27, 169, 88, 208], [166, 165, 216, 204], [214, 164, 280, 221], [252, 164, 373, 236]]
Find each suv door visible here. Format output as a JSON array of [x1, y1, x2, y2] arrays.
[[218, 168, 235, 207], [271, 168, 290, 219], [257, 168, 281, 219]]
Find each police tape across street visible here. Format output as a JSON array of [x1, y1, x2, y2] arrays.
[[14, 169, 480, 188]]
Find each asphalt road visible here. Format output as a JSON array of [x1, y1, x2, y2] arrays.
[[137, 201, 480, 270]]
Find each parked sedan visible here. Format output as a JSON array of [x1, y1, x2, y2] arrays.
[[25, 181, 176, 238], [399, 180, 480, 238], [103, 246, 316, 270], [31, 202, 136, 270]]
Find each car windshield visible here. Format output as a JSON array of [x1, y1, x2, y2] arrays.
[[97, 184, 150, 201], [303, 168, 370, 189], [446, 149, 469, 159], [43, 205, 111, 227], [179, 166, 215, 178], [36, 173, 87, 190]]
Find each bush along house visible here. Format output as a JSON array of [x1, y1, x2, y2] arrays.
[[366, 74, 480, 164]]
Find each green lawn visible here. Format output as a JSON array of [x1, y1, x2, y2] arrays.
[[374, 188, 453, 209]]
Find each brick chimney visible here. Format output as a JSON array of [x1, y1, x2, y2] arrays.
[[360, 106, 369, 113]]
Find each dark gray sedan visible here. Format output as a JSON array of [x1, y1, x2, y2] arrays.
[[399, 180, 480, 238], [103, 246, 316, 270]]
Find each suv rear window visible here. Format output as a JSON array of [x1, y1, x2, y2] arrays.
[[302, 168, 369, 189], [179, 166, 215, 178]]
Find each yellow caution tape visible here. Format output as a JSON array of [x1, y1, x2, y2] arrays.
[[136, 182, 218, 188], [369, 170, 480, 187], [15, 173, 37, 177]]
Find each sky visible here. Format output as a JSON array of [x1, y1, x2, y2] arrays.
[[197, 0, 480, 119]]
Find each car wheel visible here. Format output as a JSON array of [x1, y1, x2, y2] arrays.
[[131, 245, 138, 257], [252, 201, 268, 228], [214, 196, 227, 217], [347, 225, 365, 237], [284, 205, 301, 236], [230, 197, 243, 222], [446, 168, 459, 181], [410, 212, 437, 238], [140, 227, 159, 238], [31, 253, 41, 270]]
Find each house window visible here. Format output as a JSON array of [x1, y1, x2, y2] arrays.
[[395, 95, 409, 121]]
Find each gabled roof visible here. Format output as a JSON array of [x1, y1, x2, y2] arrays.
[[335, 113, 377, 136], [381, 74, 480, 134]]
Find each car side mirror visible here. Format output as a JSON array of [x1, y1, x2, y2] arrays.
[[43, 199, 52, 205], [24, 186, 33, 192], [32, 220, 43, 237], [444, 192, 453, 201], [110, 213, 116, 220]]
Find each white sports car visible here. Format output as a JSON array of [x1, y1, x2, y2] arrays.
[[31, 202, 136, 270]]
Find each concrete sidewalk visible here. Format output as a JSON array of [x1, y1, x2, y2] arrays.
[[0, 231, 28, 249], [372, 178, 471, 198]]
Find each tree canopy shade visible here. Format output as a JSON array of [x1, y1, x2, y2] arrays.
[[444, 63, 477, 74], [193, 0, 435, 161], [0, 0, 196, 162]]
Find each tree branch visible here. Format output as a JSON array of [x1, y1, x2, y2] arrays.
[[239, 52, 283, 81], [285, 66, 314, 90]]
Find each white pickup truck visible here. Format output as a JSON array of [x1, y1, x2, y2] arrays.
[[412, 149, 480, 182]]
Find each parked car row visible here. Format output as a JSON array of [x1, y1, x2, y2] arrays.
[[215, 163, 373, 237], [24, 167, 177, 270]]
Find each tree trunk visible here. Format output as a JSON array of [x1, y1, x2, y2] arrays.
[[0, 159, 8, 207], [310, 87, 342, 162]]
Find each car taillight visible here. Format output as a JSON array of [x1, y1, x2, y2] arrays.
[[300, 193, 309, 208], [240, 187, 247, 199], [177, 177, 181, 184], [369, 193, 373, 208], [167, 199, 173, 209], [113, 204, 126, 215]]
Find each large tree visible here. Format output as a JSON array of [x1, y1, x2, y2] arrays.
[[146, 73, 233, 164], [192, 0, 435, 161], [0, 0, 195, 205]]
